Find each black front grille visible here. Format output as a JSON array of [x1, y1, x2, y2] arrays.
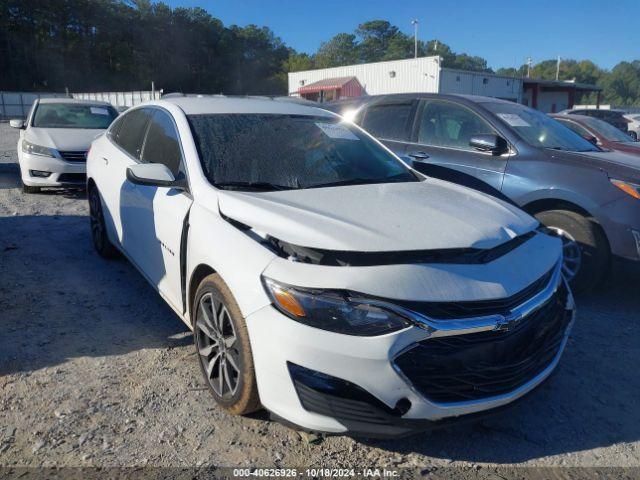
[[394, 283, 571, 403], [395, 266, 555, 319], [59, 151, 87, 162]]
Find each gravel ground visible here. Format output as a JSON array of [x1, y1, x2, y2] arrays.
[[1, 122, 639, 476]]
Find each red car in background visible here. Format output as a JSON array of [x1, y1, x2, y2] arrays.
[[552, 113, 640, 156]]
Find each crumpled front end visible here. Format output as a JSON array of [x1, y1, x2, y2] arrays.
[[246, 229, 573, 437]]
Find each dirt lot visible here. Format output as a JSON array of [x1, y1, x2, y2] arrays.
[[1, 122, 639, 475]]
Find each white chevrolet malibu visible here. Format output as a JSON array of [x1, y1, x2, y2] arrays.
[[11, 98, 118, 193], [86, 96, 575, 437]]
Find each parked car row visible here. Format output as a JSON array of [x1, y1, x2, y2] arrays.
[[7, 93, 638, 439], [559, 107, 634, 138], [552, 113, 640, 155]]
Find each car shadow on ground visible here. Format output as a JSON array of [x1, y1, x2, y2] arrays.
[[0, 162, 21, 189], [0, 213, 192, 377], [359, 262, 640, 463]]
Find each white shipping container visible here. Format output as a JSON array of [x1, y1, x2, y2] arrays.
[[288, 56, 523, 102], [289, 56, 441, 96]]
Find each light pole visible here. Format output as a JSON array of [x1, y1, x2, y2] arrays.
[[411, 19, 418, 58]]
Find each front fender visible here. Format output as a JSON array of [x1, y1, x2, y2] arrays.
[[185, 201, 276, 323]]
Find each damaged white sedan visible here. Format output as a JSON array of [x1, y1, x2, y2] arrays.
[[86, 96, 575, 437]]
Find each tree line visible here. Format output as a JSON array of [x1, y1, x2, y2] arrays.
[[2, 1, 639, 106]]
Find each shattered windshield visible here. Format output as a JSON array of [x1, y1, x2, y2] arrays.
[[188, 114, 418, 191]]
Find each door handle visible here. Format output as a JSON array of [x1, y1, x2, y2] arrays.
[[101, 157, 109, 165], [408, 151, 430, 161]]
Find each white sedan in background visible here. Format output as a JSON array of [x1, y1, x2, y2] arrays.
[[624, 113, 640, 140], [10, 98, 118, 193], [86, 96, 573, 438]]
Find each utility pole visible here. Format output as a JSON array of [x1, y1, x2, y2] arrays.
[[411, 19, 419, 58], [526, 57, 532, 78], [555, 55, 561, 81]]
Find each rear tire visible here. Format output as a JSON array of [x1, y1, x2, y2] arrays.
[[193, 274, 261, 415], [88, 185, 117, 259], [535, 209, 610, 293], [22, 183, 40, 194]]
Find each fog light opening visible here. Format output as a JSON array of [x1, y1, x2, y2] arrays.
[[394, 397, 412, 415], [29, 170, 51, 178]]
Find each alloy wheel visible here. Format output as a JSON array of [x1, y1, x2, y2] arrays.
[[196, 293, 240, 397], [89, 189, 105, 249], [548, 226, 582, 281]]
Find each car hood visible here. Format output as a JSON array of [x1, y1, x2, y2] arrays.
[[608, 142, 640, 156], [217, 179, 538, 252], [543, 148, 640, 182], [26, 127, 105, 151]]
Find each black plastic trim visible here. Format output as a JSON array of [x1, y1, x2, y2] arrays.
[[267, 231, 537, 267], [286, 362, 548, 439], [179, 208, 191, 314]]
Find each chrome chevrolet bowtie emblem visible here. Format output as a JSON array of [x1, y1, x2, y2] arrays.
[[495, 311, 525, 332]]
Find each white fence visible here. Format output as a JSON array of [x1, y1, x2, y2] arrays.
[[0, 91, 68, 120], [71, 90, 161, 107]]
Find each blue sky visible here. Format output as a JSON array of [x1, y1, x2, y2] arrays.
[[163, 0, 637, 70]]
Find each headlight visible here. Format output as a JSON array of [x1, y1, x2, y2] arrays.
[[262, 277, 412, 336], [22, 140, 56, 157], [610, 178, 640, 199]]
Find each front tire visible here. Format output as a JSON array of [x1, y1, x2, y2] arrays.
[[88, 185, 117, 259], [535, 209, 610, 293], [193, 274, 261, 415]]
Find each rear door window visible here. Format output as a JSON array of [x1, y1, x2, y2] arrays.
[[115, 109, 153, 159], [141, 110, 183, 177], [361, 102, 413, 141]]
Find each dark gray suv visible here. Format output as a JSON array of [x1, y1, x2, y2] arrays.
[[326, 94, 640, 292]]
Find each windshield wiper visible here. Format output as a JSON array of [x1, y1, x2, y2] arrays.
[[307, 174, 417, 190], [214, 181, 296, 191]]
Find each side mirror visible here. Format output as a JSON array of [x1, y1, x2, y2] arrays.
[[583, 135, 598, 146], [469, 134, 509, 155], [9, 119, 25, 129], [126, 163, 187, 190]]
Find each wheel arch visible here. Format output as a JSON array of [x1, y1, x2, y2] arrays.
[[522, 197, 612, 255], [188, 263, 217, 327], [522, 198, 593, 218]]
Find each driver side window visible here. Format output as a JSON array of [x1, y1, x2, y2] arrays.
[[141, 110, 184, 178], [417, 100, 494, 150]]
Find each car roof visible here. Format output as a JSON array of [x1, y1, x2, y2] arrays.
[[326, 93, 514, 108], [159, 96, 335, 117], [38, 97, 114, 107], [550, 113, 590, 121], [568, 108, 626, 114]]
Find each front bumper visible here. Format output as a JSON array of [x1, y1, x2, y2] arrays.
[[599, 195, 640, 262], [18, 151, 86, 187], [246, 264, 575, 438]]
